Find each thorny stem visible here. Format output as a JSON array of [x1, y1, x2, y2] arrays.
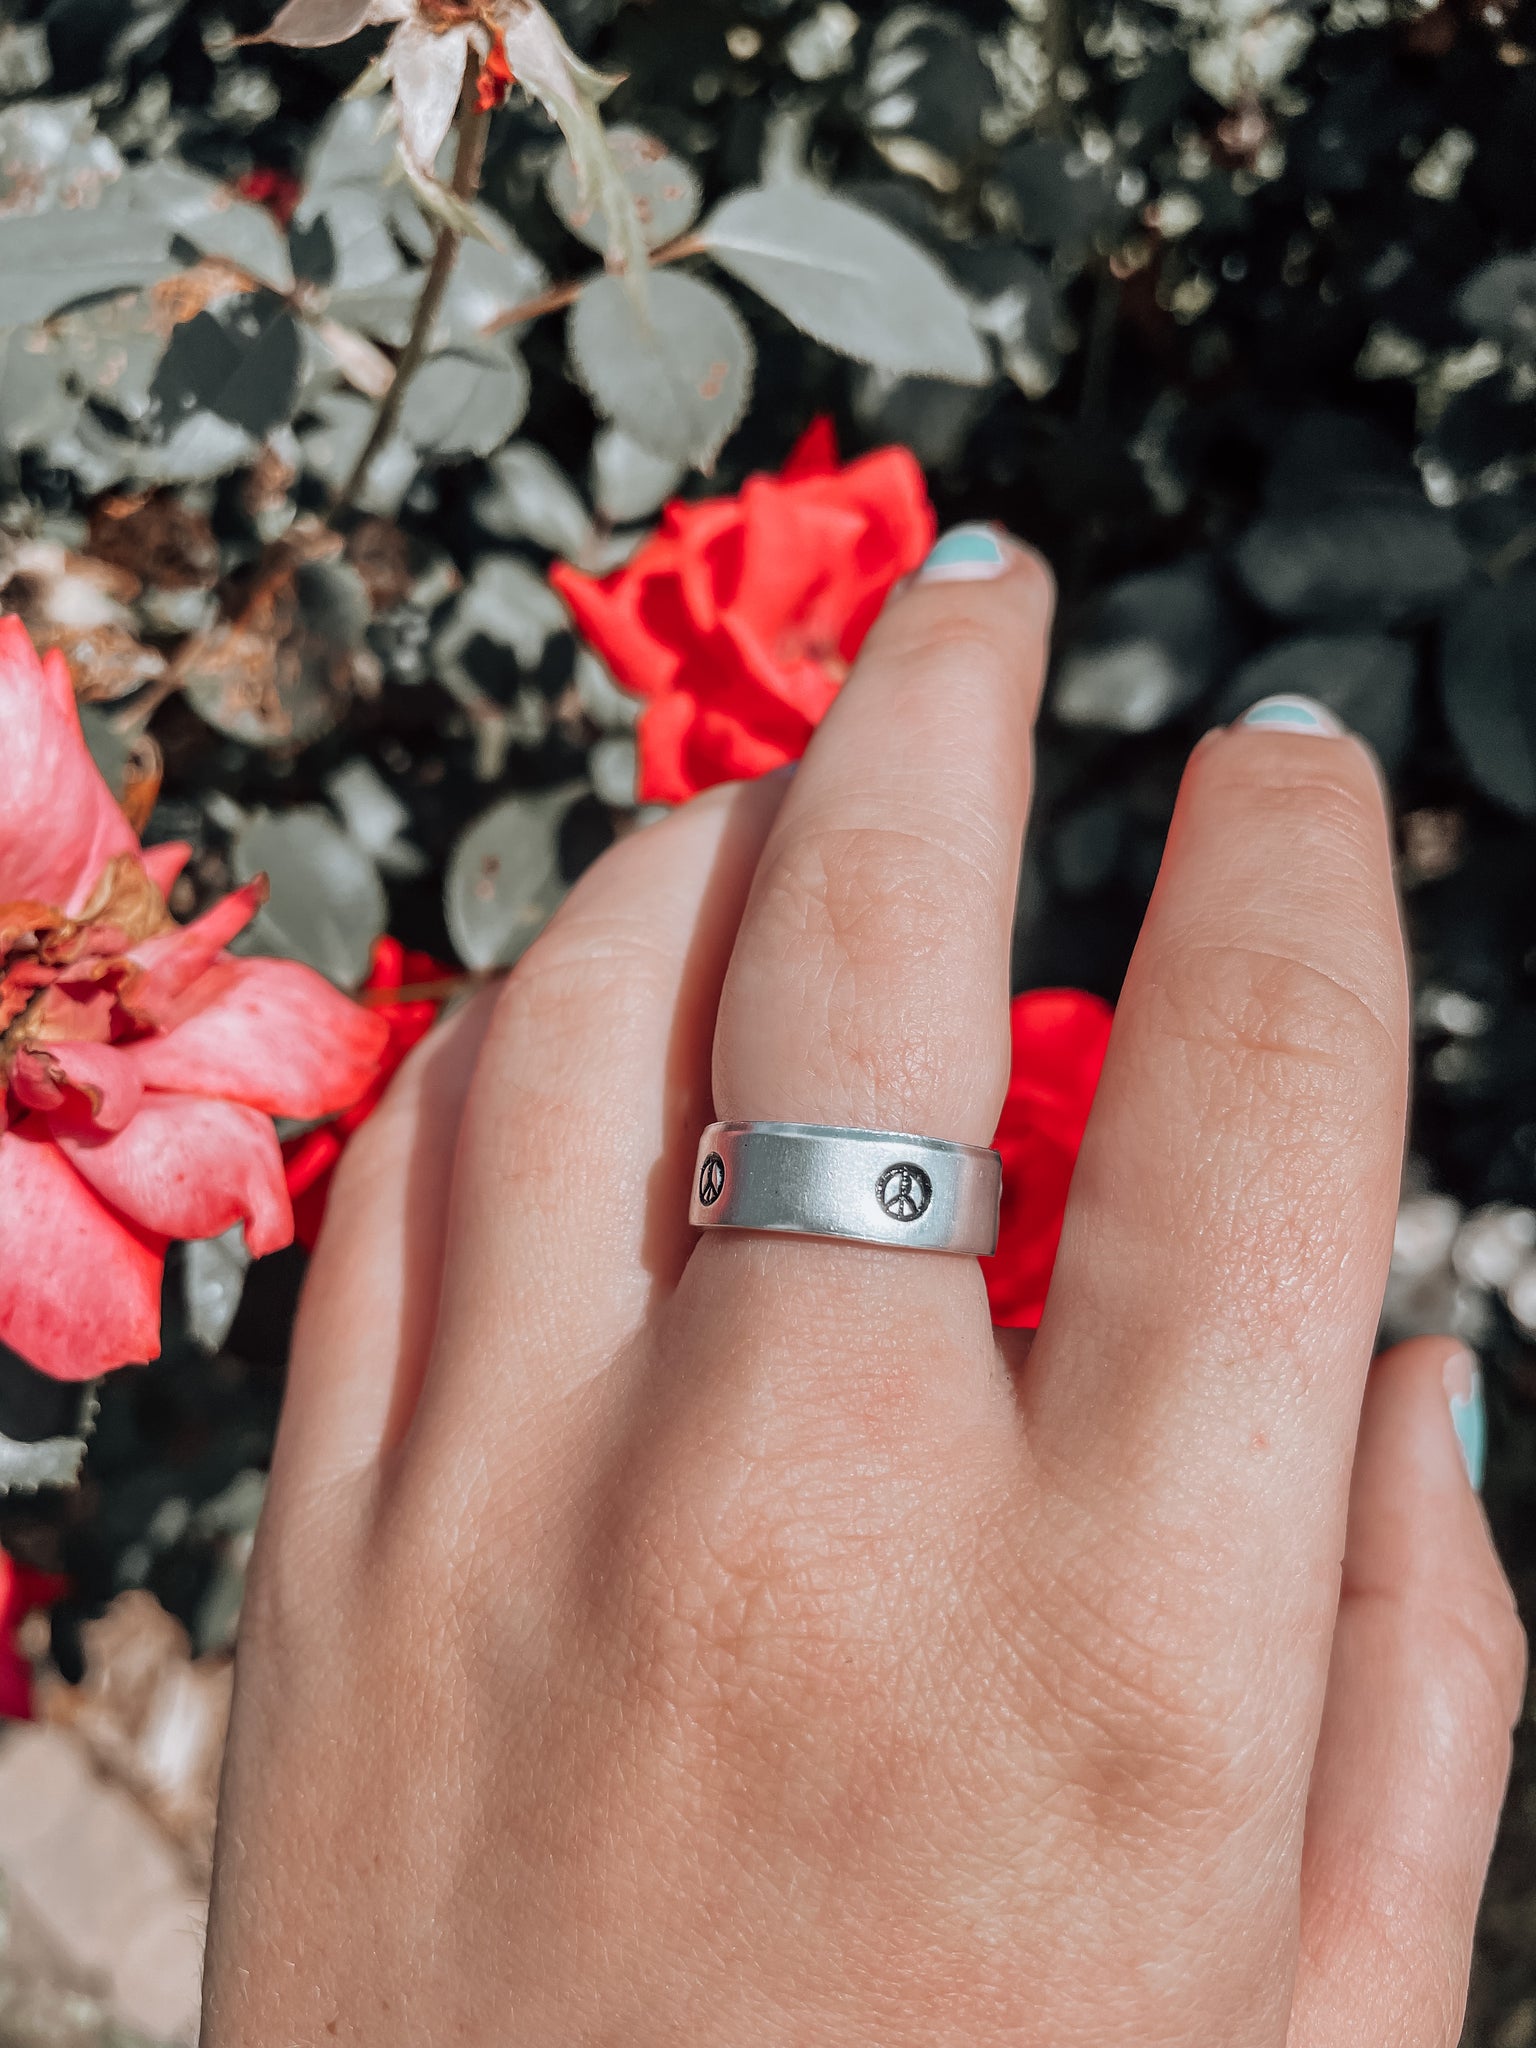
[[330, 70, 491, 521], [114, 91, 687, 736], [477, 231, 705, 337]]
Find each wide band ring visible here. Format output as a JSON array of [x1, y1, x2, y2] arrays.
[[688, 1121, 1002, 1257]]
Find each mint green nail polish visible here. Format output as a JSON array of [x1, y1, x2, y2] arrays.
[[1238, 694, 1346, 737], [916, 524, 1010, 584], [1446, 1351, 1487, 1492]]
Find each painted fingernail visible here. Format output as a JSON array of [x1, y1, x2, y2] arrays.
[[915, 524, 1012, 584], [1238, 694, 1346, 738], [1445, 1348, 1487, 1492]]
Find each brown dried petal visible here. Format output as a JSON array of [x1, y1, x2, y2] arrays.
[[257, 0, 384, 48], [87, 491, 220, 594], [345, 516, 414, 611], [43, 621, 165, 705]]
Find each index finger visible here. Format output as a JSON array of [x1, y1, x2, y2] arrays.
[[1025, 696, 1409, 1637]]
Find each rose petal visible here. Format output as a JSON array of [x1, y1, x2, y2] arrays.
[[10, 1043, 143, 1132], [126, 879, 267, 1027], [258, 0, 399, 47], [0, 1122, 164, 1380], [0, 620, 140, 912], [778, 416, 840, 480], [387, 19, 471, 177], [549, 440, 934, 805], [121, 956, 389, 1119], [985, 990, 1113, 1330], [54, 1093, 293, 1257], [139, 842, 192, 895]]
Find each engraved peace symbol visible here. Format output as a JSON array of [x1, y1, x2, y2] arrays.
[[698, 1152, 726, 1207], [877, 1162, 932, 1223]]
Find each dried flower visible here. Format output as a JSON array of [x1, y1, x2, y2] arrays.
[[257, 0, 642, 274]]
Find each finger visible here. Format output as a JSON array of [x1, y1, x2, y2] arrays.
[[272, 989, 497, 1494], [712, 525, 1053, 1146], [664, 531, 1051, 1444], [1290, 1338, 1524, 2048], [400, 775, 785, 1478], [1025, 703, 1410, 1625]]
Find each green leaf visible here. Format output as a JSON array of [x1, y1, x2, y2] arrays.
[[398, 343, 530, 457], [476, 441, 595, 557], [184, 1226, 252, 1355], [700, 181, 991, 384], [152, 305, 305, 440], [303, 94, 399, 202], [435, 218, 548, 343], [120, 160, 294, 292], [445, 788, 573, 970], [500, 0, 649, 297], [0, 329, 84, 449], [0, 96, 122, 217], [590, 424, 685, 523], [233, 805, 388, 988], [0, 209, 176, 328], [546, 125, 701, 255], [568, 269, 753, 471]]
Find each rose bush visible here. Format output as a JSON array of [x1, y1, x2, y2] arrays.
[[0, 619, 388, 1381], [551, 422, 935, 803]]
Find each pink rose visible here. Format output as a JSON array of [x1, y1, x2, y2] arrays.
[[0, 617, 389, 1380]]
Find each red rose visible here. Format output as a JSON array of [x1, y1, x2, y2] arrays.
[[551, 419, 936, 804], [0, 1550, 66, 1720], [282, 936, 452, 1249], [986, 989, 1114, 1329], [233, 167, 303, 228]]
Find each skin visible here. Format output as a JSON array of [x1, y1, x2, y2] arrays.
[[202, 540, 1526, 2046]]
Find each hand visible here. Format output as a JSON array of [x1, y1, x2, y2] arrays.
[[202, 531, 1524, 2047]]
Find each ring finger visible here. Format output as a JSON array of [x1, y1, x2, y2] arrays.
[[675, 525, 1053, 1425]]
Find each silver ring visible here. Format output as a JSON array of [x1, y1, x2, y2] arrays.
[[688, 1121, 1001, 1256]]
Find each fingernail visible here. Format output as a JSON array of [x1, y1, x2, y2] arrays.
[[915, 524, 1012, 584], [1238, 694, 1346, 738], [1444, 1348, 1487, 1492]]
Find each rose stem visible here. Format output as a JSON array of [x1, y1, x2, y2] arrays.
[[476, 232, 706, 338], [330, 62, 491, 521]]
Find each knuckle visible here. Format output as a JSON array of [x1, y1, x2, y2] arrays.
[[892, 617, 1022, 693], [746, 823, 1004, 1116], [1148, 937, 1403, 1125], [489, 904, 671, 1050], [596, 1459, 889, 1739], [1010, 1515, 1261, 1831], [1205, 741, 1386, 844], [1457, 1577, 1529, 1733], [765, 822, 973, 971]]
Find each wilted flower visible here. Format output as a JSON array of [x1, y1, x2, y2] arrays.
[[551, 420, 936, 803], [0, 618, 389, 1381], [986, 989, 1114, 1329], [258, 0, 644, 272]]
